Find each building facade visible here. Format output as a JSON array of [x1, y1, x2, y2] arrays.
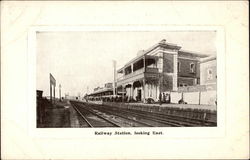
[[200, 55, 217, 86], [116, 39, 209, 103]]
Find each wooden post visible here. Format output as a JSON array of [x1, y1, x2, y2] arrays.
[[59, 84, 61, 101], [113, 60, 116, 96]]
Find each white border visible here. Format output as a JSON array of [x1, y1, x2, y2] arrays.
[[28, 25, 226, 139]]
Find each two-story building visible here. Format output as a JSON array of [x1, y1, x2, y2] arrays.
[[199, 55, 217, 91], [116, 39, 209, 103], [177, 50, 205, 87]]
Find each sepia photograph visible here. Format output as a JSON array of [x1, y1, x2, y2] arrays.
[[2, 1, 248, 159], [36, 31, 217, 128]]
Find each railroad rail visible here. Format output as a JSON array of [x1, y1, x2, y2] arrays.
[[73, 101, 154, 127], [88, 104, 183, 127], [86, 105, 155, 127], [70, 101, 121, 127]]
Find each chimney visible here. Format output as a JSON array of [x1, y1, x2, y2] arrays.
[[112, 60, 116, 96], [159, 39, 166, 44]]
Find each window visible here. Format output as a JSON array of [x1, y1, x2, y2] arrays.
[[207, 68, 213, 80], [125, 66, 132, 75], [178, 62, 181, 72], [190, 63, 195, 73]]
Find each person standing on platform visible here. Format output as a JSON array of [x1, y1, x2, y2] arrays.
[[159, 93, 162, 105], [162, 93, 166, 103]]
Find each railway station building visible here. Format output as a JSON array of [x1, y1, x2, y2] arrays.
[[86, 39, 217, 105], [87, 83, 114, 101], [116, 39, 210, 103]]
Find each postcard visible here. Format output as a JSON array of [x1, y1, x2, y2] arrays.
[[1, 1, 249, 159]]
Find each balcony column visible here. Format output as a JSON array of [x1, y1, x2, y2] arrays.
[[173, 53, 178, 91], [131, 83, 134, 100], [131, 64, 133, 73]]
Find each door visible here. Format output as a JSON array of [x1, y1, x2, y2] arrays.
[[137, 89, 142, 101]]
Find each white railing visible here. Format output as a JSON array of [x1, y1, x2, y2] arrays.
[[146, 67, 159, 73], [117, 67, 159, 82]]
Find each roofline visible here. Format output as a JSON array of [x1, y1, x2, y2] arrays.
[[178, 49, 210, 58], [200, 55, 217, 63], [88, 88, 113, 96]]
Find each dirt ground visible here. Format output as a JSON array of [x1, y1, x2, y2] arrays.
[[38, 100, 85, 128], [42, 107, 70, 128]]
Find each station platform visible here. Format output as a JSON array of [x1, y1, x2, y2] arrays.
[[88, 101, 217, 122], [126, 103, 217, 111], [86, 100, 217, 111]]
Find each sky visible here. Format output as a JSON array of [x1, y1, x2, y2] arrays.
[[36, 31, 216, 97]]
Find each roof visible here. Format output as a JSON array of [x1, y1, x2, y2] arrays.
[[88, 87, 113, 96], [200, 55, 217, 63], [178, 50, 210, 58]]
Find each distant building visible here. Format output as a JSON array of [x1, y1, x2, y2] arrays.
[[88, 82, 114, 98], [104, 82, 113, 89], [94, 87, 101, 92]]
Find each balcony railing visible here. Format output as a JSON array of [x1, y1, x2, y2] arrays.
[[145, 67, 159, 73], [117, 67, 159, 81]]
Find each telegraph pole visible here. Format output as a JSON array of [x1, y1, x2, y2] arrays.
[[59, 84, 61, 101], [49, 73, 56, 104], [113, 60, 117, 96]]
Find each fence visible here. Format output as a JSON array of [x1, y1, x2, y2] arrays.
[[171, 84, 217, 105], [101, 102, 217, 123]]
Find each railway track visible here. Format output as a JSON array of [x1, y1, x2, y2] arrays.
[[87, 106, 156, 127], [85, 104, 176, 127], [73, 102, 154, 127], [71, 101, 216, 127], [88, 104, 184, 127], [88, 103, 216, 127], [70, 101, 121, 127]]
